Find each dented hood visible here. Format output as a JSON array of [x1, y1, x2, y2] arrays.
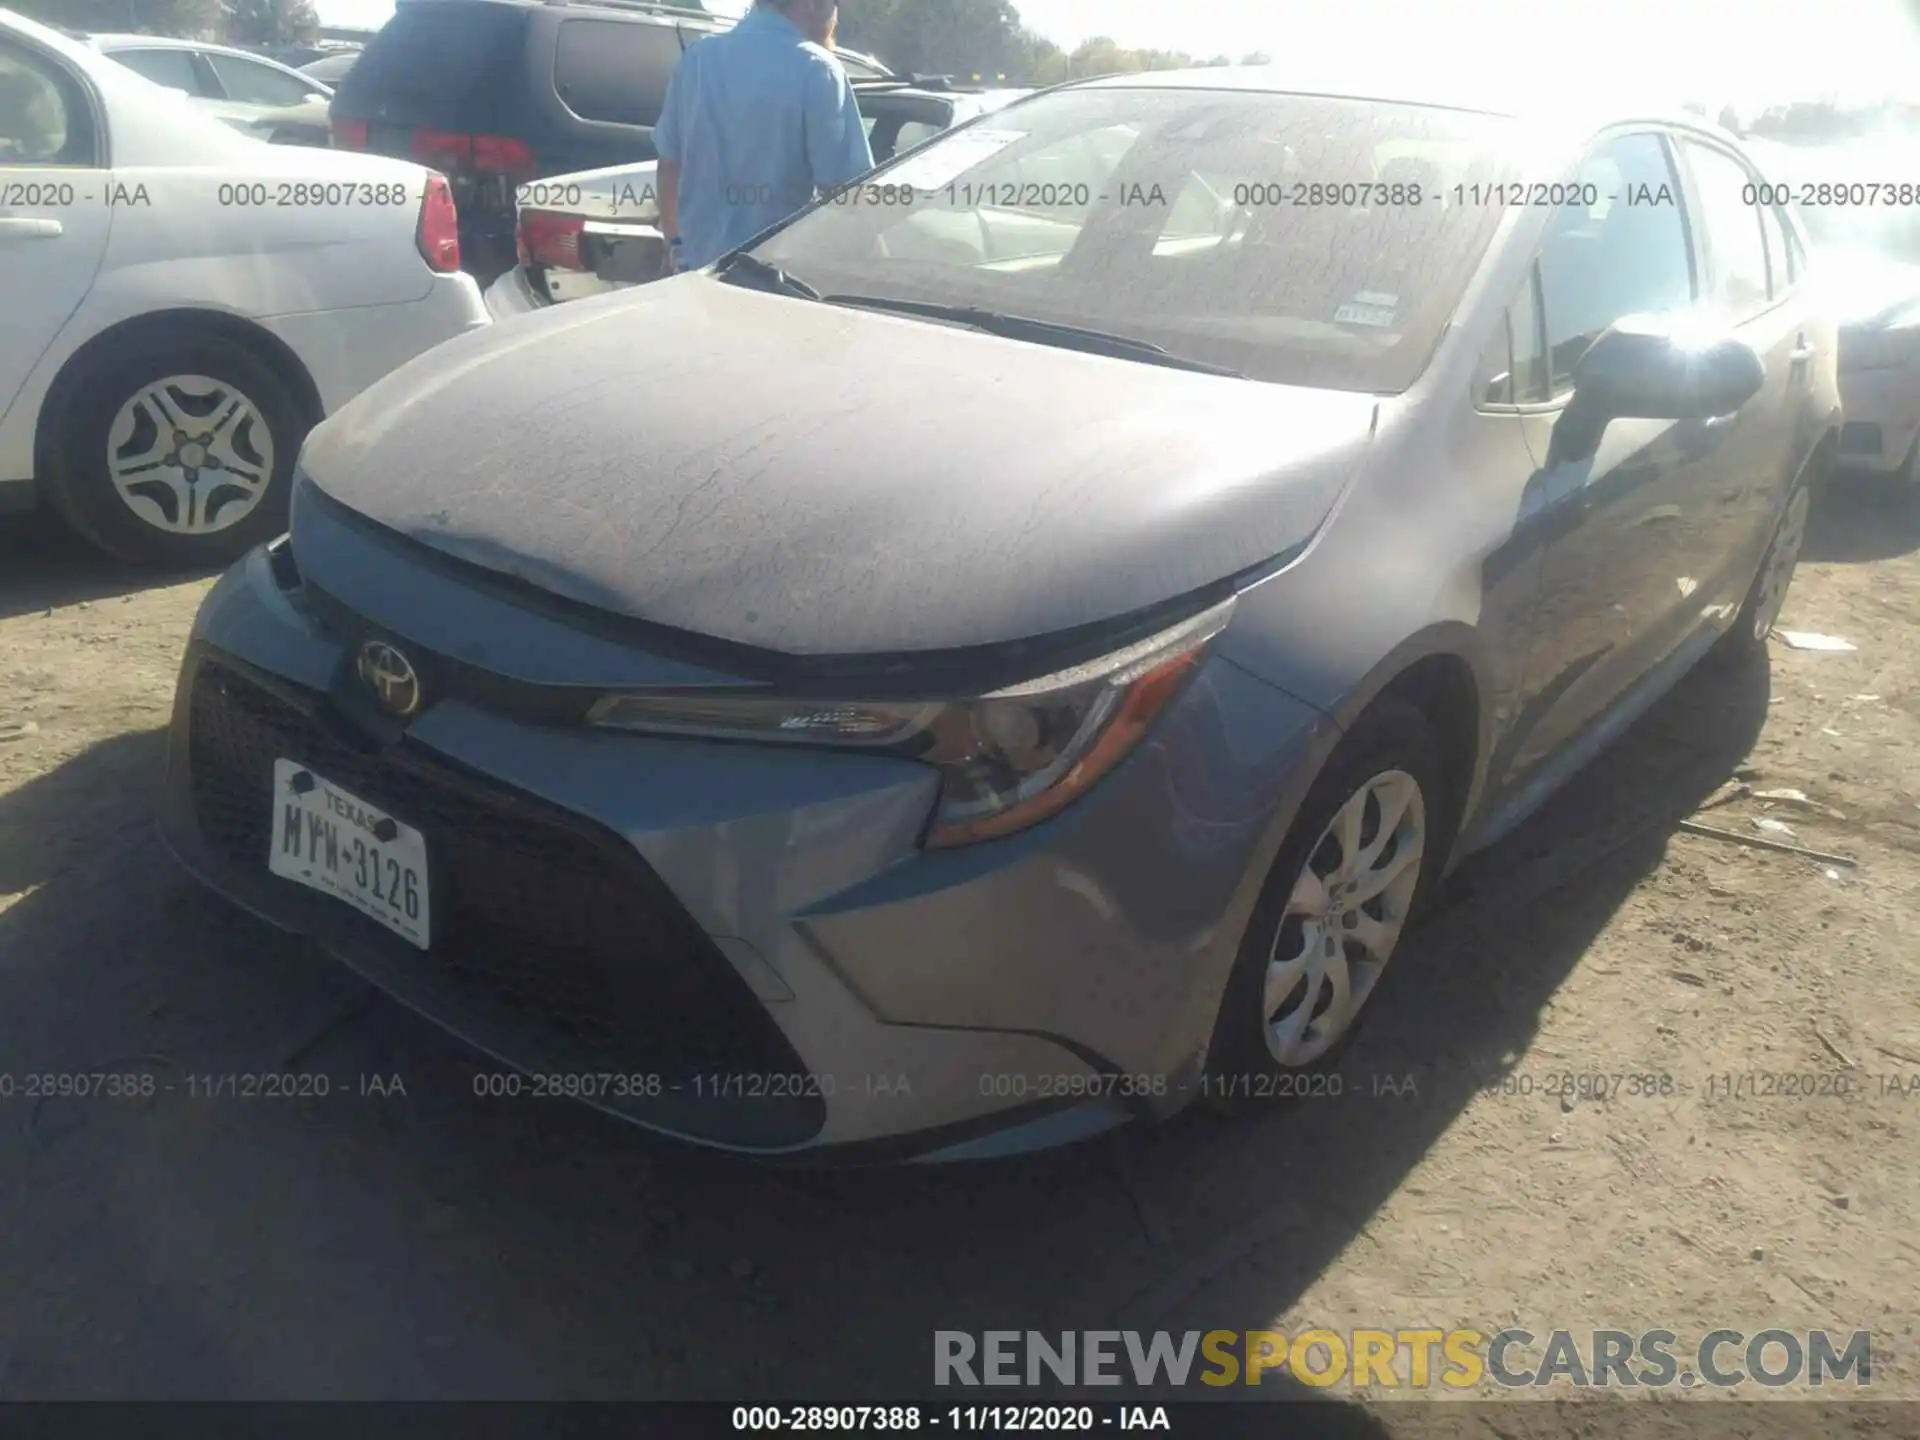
[[297, 274, 1378, 657]]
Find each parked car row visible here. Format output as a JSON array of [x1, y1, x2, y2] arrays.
[[0, 0, 1043, 568], [1, 9, 487, 565], [325, 0, 898, 282]]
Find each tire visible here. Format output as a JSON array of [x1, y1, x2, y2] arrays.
[[44, 333, 310, 568], [1716, 477, 1811, 664], [1887, 438, 1920, 506], [1201, 698, 1447, 1107]]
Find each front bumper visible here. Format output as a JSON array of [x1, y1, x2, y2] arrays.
[[1836, 360, 1920, 474], [159, 534, 1331, 1159]]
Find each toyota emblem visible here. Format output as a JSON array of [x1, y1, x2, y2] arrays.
[[356, 640, 423, 718]]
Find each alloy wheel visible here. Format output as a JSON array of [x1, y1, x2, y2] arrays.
[[1752, 486, 1811, 643], [1262, 769, 1426, 1067], [105, 374, 276, 536]]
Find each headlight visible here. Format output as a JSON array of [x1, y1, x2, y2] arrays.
[[586, 599, 1236, 848]]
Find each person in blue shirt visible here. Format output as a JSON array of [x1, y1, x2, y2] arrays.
[[653, 0, 876, 273]]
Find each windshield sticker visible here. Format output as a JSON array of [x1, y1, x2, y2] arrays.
[[885, 129, 1029, 192], [1335, 295, 1399, 328]]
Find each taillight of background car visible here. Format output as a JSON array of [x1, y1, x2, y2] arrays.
[[407, 129, 537, 180], [417, 175, 462, 272], [516, 209, 587, 272]]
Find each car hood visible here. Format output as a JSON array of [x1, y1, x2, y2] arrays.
[[298, 275, 1378, 657]]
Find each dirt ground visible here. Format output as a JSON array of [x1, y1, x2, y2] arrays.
[[0, 478, 1916, 1429]]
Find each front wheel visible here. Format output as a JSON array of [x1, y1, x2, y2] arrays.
[[1202, 699, 1446, 1102], [1718, 480, 1811, 662], [46, 335, 309, 567]]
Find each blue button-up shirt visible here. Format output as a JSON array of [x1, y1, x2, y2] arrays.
[[652, 7, 875, 270]]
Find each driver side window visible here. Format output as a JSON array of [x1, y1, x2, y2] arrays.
[[1535, 133, 1695, 396]]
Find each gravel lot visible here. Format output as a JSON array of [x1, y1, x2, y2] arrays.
[[1, 481, 1916, 1426]]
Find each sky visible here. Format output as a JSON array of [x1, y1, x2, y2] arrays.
[[314, 0, 1920, 109]]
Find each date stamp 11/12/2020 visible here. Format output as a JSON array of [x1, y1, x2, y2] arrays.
[[6, 1066, 1914, 1107]]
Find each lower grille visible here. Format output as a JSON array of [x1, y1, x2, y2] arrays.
[[186, 658, 810, 1089]]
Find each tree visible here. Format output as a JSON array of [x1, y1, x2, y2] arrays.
[[220, 0, 317, 47], [8, 0, 218, 36], [839, 0, 1211, 85]]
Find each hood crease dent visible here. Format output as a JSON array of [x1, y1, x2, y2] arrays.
[[297, 275, 1379, 657]]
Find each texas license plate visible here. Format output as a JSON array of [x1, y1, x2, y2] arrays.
[[267, 758, 430, 949]]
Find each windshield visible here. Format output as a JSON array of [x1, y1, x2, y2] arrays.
[[749, 86, 1521, 392]]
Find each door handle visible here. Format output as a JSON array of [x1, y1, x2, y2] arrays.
[[0, 216, 63, 239], [1703, 411, 1740, 429]]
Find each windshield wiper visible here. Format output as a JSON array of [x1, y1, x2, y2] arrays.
[[715, 252, 822, 300], [821, 294, 1247, 377]]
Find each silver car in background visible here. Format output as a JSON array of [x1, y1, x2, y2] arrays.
[[1746, 133, 1920, 489], [162, 70, 1839, 1161]]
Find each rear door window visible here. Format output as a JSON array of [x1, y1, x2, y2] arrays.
[[1680, 140, 1772, 318], [208, 54, 321, 107], [111, 48, 208, 97], [554, 18, 682, 127]]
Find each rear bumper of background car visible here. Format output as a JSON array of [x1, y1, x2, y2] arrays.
[[483, 265, 548, 321], [484, 263, 637, 321], [156, 535, 1334, 1160], [1836, 362, 1920, 473]]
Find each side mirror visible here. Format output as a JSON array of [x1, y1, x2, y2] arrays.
[[1571, 315, 1767, 421]]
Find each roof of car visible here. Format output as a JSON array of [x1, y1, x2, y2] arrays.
[[1067, 63, 1709, 135], [88, 33, 274, 60]]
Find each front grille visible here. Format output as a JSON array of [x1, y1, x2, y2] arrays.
[[186, 659, 809, 1087]]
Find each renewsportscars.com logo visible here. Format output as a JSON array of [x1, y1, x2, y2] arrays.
[[933, 1328, 1874, 1391]]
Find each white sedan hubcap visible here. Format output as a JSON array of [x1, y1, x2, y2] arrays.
[[106, 375, 274, 536], [1263, 769, 1426, 1068]]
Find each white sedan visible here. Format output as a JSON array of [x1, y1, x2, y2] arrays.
[[0, 8, 489, 565], [1746, 134, 1920, 490]]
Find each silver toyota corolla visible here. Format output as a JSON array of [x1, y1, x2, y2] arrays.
[[161, 68, 1840, 1161]]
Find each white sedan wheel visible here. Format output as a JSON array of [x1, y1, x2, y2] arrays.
[[105, 374, 275, 536]]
